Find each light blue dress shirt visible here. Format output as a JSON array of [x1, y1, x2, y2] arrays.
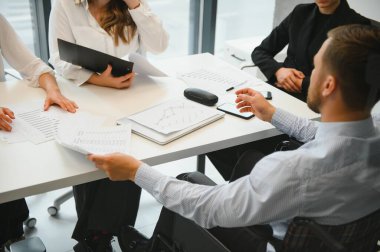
[[135, 108, 380, 251]]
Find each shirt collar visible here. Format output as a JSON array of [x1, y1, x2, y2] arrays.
[[315, 117, 376, 140]]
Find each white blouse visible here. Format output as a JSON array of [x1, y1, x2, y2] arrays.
[[0, 14, 52, 87], [48, 0, 169, 86]]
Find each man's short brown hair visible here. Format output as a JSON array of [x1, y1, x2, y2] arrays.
[[324, 24, 380, 110]]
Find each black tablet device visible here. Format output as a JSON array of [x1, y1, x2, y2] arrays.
[[57, 38, 134, 77]]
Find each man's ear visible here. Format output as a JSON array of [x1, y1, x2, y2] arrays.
[[321, 75, 337, 97]]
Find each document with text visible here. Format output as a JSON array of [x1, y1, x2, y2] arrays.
[[56, 125, 131, 155]]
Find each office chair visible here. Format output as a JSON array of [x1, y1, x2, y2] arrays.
[[47, 190, 73, 216]]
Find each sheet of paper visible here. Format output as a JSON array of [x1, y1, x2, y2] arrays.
[[0, 118, 29, 143], [56, 125, 131, 155], [128, 53, 168, 77], [177, 66, 261, 95], [128, 99, 220, 135], [0, 101, 105, 145]]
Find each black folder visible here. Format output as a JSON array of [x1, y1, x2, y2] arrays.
[[57, 38, 134, 77]]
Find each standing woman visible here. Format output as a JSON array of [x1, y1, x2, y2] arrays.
[[49, 0, 169, 251]]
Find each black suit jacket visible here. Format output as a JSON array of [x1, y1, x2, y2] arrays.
[[251, 0, 370, 101]]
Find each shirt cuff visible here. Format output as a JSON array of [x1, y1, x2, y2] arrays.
[[271, 108, 292, 131], [72, 69, 93, 86], [135, 163, 166, 194], [129, 2, 153, 20]]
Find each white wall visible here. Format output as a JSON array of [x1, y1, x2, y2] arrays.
[[348, 0, 380, 22]]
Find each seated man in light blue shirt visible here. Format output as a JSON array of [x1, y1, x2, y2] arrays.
[[88, 24, 380, 251]]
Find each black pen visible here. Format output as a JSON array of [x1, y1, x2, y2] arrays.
[[226, 80, 247, 92]]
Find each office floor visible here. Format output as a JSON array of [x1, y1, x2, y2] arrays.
[[24, 157, 226, 252]]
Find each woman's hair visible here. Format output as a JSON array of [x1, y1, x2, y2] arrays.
[[88, 0, 137, 46]]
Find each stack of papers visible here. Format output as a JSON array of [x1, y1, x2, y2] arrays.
[[118, 99, 225, 145]]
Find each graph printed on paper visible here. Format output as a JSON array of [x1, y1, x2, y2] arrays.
[[129, 100, 219, 135], [154, 102, 208, 131]]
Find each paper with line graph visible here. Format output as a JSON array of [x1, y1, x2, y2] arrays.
[[128, 99, 220, 135]]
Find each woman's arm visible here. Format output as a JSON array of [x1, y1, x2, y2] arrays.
[[127, 0, 169, 54], [0, 14, 51, 87]]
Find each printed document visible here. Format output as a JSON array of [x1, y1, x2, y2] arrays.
[[56, 125, 131, 155], [128, 99, 221, 135], [128, 53, 168, 77], [177, 66, 256, 95], [0, 101, 104, 144]]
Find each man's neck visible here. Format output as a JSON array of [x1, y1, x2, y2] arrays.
[[321, 107, 370, 123], [319, 0, 341, 15]]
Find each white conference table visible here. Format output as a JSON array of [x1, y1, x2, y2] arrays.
[[0, 53, 319, 204]]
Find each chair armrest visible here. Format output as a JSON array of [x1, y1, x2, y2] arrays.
[[275, 138, 304, 151], [176, 172, 217, 186]]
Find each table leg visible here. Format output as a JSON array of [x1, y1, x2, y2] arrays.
[[197, 154, 206, 174]]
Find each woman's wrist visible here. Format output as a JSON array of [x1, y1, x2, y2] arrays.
[[125, 0, 140, 10], [39, 73, 60, 93]]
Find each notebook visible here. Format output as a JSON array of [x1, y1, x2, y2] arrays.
[[58, 38, 134, 77], [116, 99, 225, 145]]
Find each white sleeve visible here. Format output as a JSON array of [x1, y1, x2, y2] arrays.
[[129, 0, 169, 54], [48, 0, 93, 86], [271, 108, 319, 143], [0, 14, 52, 87], [135, 157, 302, 229]]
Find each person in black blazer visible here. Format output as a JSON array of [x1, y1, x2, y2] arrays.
[[252, 0, 370, 101], [207, 0, 371, 181]]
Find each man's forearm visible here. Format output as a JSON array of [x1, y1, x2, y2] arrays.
[[271, 108, 318, 143]]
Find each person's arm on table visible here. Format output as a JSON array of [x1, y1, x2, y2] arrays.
[[0, 74, 77, 132], [235, 88, 318, 142], [275, 67, 304, 93], [0, 14, 78, 125], [38, 73, 78, 112]]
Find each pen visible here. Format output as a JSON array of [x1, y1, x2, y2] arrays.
[[226, 80, 247, 92]]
